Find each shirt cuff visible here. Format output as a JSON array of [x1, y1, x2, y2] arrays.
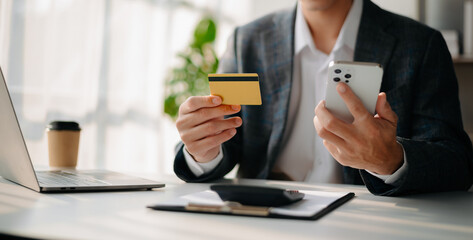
[[366, 143, 408, 186], [183, 145, 224, 177]]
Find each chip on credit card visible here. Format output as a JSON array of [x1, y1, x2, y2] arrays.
[[208, 73, 262, 105]]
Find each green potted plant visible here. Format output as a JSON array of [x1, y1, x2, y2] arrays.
[[163, 17, 219, 120]]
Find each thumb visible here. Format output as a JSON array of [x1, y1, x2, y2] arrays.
[[375, 92, 397, 124]]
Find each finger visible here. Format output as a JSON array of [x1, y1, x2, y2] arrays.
[[183, 117, 242, 142], [323, 140, 341, 161], [315, 100, 353, 140], [375, 92, 397, 124], [190, 128, 237, 155], [314, 116, 347, 147], [336, 83, 371, 121], [179, 95, 222, 114], [178, 105, 241, 129], [323, 140, 353, 167]]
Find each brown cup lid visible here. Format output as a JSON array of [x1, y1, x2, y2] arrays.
[[47, 121, 81, 131]]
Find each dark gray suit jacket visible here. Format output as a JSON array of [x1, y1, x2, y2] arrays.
[[174, 0, 473, 195]]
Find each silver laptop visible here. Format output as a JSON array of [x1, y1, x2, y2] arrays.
[[0, 67, 165, 192]]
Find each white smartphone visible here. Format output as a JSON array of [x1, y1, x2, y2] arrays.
[[325, 61, 383, 123]]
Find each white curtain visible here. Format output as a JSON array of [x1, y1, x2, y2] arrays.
[[0, 0, 295, 176]]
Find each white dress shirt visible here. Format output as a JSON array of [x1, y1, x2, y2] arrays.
[[184, 0, 407, 185]]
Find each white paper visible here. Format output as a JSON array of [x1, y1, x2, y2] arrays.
[[270, 190, 350, 217]]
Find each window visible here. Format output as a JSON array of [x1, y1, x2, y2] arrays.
[[0, 0, 295, 176]]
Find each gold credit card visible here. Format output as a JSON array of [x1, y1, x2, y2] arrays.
[[208, 73, 262, 105]]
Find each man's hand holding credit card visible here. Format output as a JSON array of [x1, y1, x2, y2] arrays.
[[208, 73, 262, 105], [175, 73, 261, 163]]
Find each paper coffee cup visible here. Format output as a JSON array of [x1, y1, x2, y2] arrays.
[[46, 121, 81, 168]]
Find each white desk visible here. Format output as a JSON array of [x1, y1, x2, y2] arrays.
[[0, 176, 472, 240]]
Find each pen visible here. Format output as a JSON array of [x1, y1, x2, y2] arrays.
[[186, 202, 270, 216]]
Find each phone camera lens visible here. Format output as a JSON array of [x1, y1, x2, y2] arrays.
[[333, 77, 341, 82], [345, 80, 349, 83], [334, 69, 342, 74], [345, 74, 351, 78]]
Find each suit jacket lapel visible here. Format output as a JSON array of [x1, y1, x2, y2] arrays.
[[355, 0, 396, 68], [258, 9, 296, 178]]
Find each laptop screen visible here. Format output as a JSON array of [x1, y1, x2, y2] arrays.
[[0, 67, 40, 192]]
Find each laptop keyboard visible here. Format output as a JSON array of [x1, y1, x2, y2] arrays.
[[36, 171, 111, 186]]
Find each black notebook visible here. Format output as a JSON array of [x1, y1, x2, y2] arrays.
[[147, 186, 354, 221]]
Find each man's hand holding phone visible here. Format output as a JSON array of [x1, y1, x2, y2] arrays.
[[176, 96, 242, 163], [314, 83, 404, 175]]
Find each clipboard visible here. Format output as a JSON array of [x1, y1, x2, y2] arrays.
[[147, 190, 354, 221]]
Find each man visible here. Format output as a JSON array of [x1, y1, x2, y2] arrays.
[[173, 0, 473, 196]]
